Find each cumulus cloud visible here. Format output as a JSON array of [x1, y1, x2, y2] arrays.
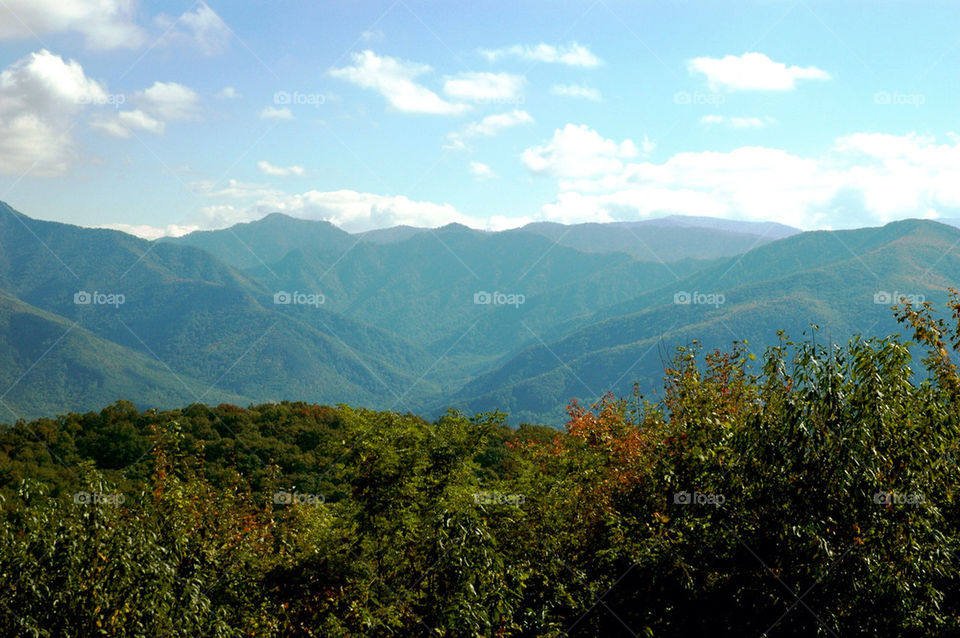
[[0, 0, 145, 50], [330, 51, 469, 115], [443, 72, 525, 102], [446, 110, 533, 149], [217, 86, 239, 99], [469, 161, 495, 179], [551, 84, 602, 101], [480, 42, 602, 67], [154, 2, 231, 55], [257, 160, 305, 177], [0, 49, 108, 176], [188, 189, 485, 233], [91, 109, 166, 137], [137, 81, 201, 121], [528, 128, 960, 229], [522, 124, 640, 178], [90, 82, 199, 138], [688, 52, 831, 91], [178, 2, 231, 54], [100, 222, 201, 240]]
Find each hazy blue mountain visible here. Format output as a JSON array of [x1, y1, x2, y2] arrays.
[[356, 224, 430, 244], [165, 213, 355, 270], [444, 219, 959, 423], [513, 216, 800, 261], [171, 213, 797, 268], [1, 201, 953, 426], [240, 222, 722, 391], [0, 289, 250, 420], [0, 203, 438, 417], [622, 215, 799, 238]]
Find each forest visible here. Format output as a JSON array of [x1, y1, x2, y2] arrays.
[[1, 297, 958, 636]]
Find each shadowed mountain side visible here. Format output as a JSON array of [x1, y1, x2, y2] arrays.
[[444, 219, 960, 423], [0, 291, 250, 420]]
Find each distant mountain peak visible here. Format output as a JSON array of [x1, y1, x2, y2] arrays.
[[437, 222, 477, 232]]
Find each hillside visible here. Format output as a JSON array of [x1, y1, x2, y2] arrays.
[[1, 201, 957, 424], [447, 219, 960, 422]]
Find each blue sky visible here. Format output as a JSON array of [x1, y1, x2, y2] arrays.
[[0, 0, 958, 237]]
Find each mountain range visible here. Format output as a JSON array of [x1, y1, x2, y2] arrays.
[[0, 200, 955, 425]]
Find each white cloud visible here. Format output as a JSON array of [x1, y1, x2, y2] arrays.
[[551, 84, 602, 101], [195, 189, 483, 233], [0, 0, 145, 50], [469, 161, 495, 179], [522, 124, 640, 178], [530, 130, 960, 229], [179, 2, 231, 55], [157, 184, 537, 235], [700, 115, 773, 129], [447, 110, 533, 149], [689, 52, 831, 91], [480, 42, 602, 67], [443, 72, 525, 102], [100, 222, 201, 240], [259, 106, 294, 120], [192, 178, 281, 200], [217, 86, 239, 99], [91, 82, 198, 139], [330, 50, 469, 115], [91, 109, 166, 137], [257, 160, 305, 177], [154, 2, 231, 55], [263, 191, 475, 231], [0, 50, 107, 176], [138, 81, 201, 121]]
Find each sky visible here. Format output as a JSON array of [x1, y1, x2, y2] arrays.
[[0, 0, 958, 237]]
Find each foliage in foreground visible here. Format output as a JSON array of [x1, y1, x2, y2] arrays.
[[1, 296, 959, 636]]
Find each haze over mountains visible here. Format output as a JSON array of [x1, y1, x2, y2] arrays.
[[1, 200, 955, 424]]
